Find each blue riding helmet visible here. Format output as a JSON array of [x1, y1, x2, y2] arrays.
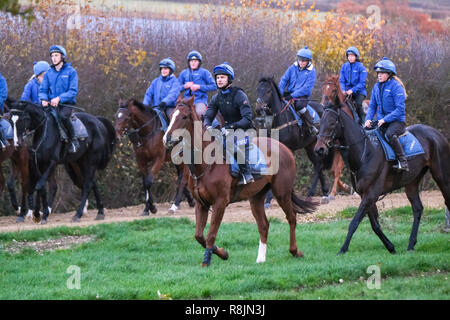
[[159, 57, 176, 73], [297, 46, 313, 60], [187, 50, 203, 62], [49, 45, 67, 59], [346, 46, 360, 58], [374, 57, 396, 75], [213, 62, 235, 80], [33, 61, 51, 76]]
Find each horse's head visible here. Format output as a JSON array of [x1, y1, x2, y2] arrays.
[[114, 100, 132, 140], [255, 77, 281, 129], [163, 95, 197, 149], [314, 104, 343, 158], [5, 99, 33, 146], [321, 75, 342, 106]]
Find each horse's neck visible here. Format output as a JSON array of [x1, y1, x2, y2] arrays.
[[131, 109, 159, 133], [270, 82, 283, 114], [340, 111, 372, 172], [187, 125, 215, 176]]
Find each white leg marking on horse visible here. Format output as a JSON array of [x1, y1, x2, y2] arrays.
[[145, 191, 149, 202], [12, 115, 19, 147], [163, 109, 180, 145], [256, 240, 267, 263], [169, 203, 179, 213], [26, 209, 33, 219], [83, 200, 89, 215]]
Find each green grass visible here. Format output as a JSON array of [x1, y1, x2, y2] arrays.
[[0, 207, 449, 300]]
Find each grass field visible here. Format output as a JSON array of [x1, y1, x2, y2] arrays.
[[0, 207, 448, 300]]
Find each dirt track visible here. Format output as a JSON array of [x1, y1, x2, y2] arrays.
[[0, 191, 445, 234]]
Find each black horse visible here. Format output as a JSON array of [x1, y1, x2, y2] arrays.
[[10, 100, 116, 224], [255, 77, 336, 202], [314, 102, 450, 254]]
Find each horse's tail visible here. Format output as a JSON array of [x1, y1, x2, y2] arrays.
[[291, 192, 318, 214], [97, 116, 117, 170]]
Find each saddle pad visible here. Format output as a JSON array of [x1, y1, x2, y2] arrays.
[[289, 104, 320, 126], [0, 118, 13, 140], [366, 128, 425, 161], [71, 116, 88, 139], [224, 138, 269, 177]]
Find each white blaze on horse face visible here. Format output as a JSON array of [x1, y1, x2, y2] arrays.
[[256, 240, 267, 263], [163, 109, 180, 145], [12, 115, 19, 147], [117, 112, 123, 119]]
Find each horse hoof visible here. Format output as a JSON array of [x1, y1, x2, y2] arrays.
[[40, 219, 48, 225], [95, 214, 105, 220], [141, 211, 150, 216], [215, 248, 229, 260], [201, 263, 210, 267], [150, 207, 157, 214], [188, 200, 195, 208], [32, 215, 41, 224], [16, 216, 25, 223], [320, 196, 330, 204], [264, 203, 271, 209], [72, 216, 81, 223], [168, 204, 179, 214], [328, 195, 335, 201]]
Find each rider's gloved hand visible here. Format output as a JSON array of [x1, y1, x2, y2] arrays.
[[221, 127, 230, 136]]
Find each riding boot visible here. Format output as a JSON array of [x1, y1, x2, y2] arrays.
[[390, 135, 409, 172], [298, 108, 319, 135], [61, 116, 79, 153], [0, 129, 9, 149], [237, 141, 254, 185]]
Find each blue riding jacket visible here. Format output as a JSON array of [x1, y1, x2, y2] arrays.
[[279, 62, 316, 98], [167, 67, 216, 105], [39, 62, 78, 104], [143, 74, 178, 107], [339, 61, 367, 96], [21, 77, 41, 104], [0, 73, 7, 113], [365, 79, 406, 124]]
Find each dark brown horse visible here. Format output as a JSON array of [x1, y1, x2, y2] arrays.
[[315, 76, 450, 254], [114, 99, 194, 215], [163, 95, 317, 267], [254, 76, 352, 202]]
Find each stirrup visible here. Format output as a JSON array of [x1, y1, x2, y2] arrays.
[[238, 174, 254, 186], [393, 160, 409, 172]]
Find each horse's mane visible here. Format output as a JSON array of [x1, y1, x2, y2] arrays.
[[129, 99, 157, 116], [259, 76, 283, 101]]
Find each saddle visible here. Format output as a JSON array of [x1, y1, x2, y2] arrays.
[[366, 128, 425, 161], [288, 104, 320, 127], [48, 110, 88, 141], [223, 136, 269, 179]]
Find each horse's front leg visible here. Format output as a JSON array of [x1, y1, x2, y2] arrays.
[[169, 164, 185, 214], [72, 166, 95, 222], [202, 200, 229, 267]]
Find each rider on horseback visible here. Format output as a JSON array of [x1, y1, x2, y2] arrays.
[[21, 61, 51, 104], [167, 50, 217, 118], [204, 62, 255, 185], [0, 71, 8, 149], [364, 57, 409, 172], [39, 45, 79, 154], [279, 46, 318, 135], [143, 57, 178, 132], [339, 47, 367, 126]]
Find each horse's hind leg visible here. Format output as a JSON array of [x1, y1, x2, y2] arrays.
[[405, 182, 424, 251], [272, 186, 303, 258], [249, 192, 270, 263], [72, 166, 95, 222], [367, 204, 395, 253], [429, 161, 450, 230], [92, 181, 105, 220]]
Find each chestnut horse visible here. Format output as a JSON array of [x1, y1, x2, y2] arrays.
[[114, 99, 195, 215], [315, 77, 450, 254], [163, 95, 317, 267]]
